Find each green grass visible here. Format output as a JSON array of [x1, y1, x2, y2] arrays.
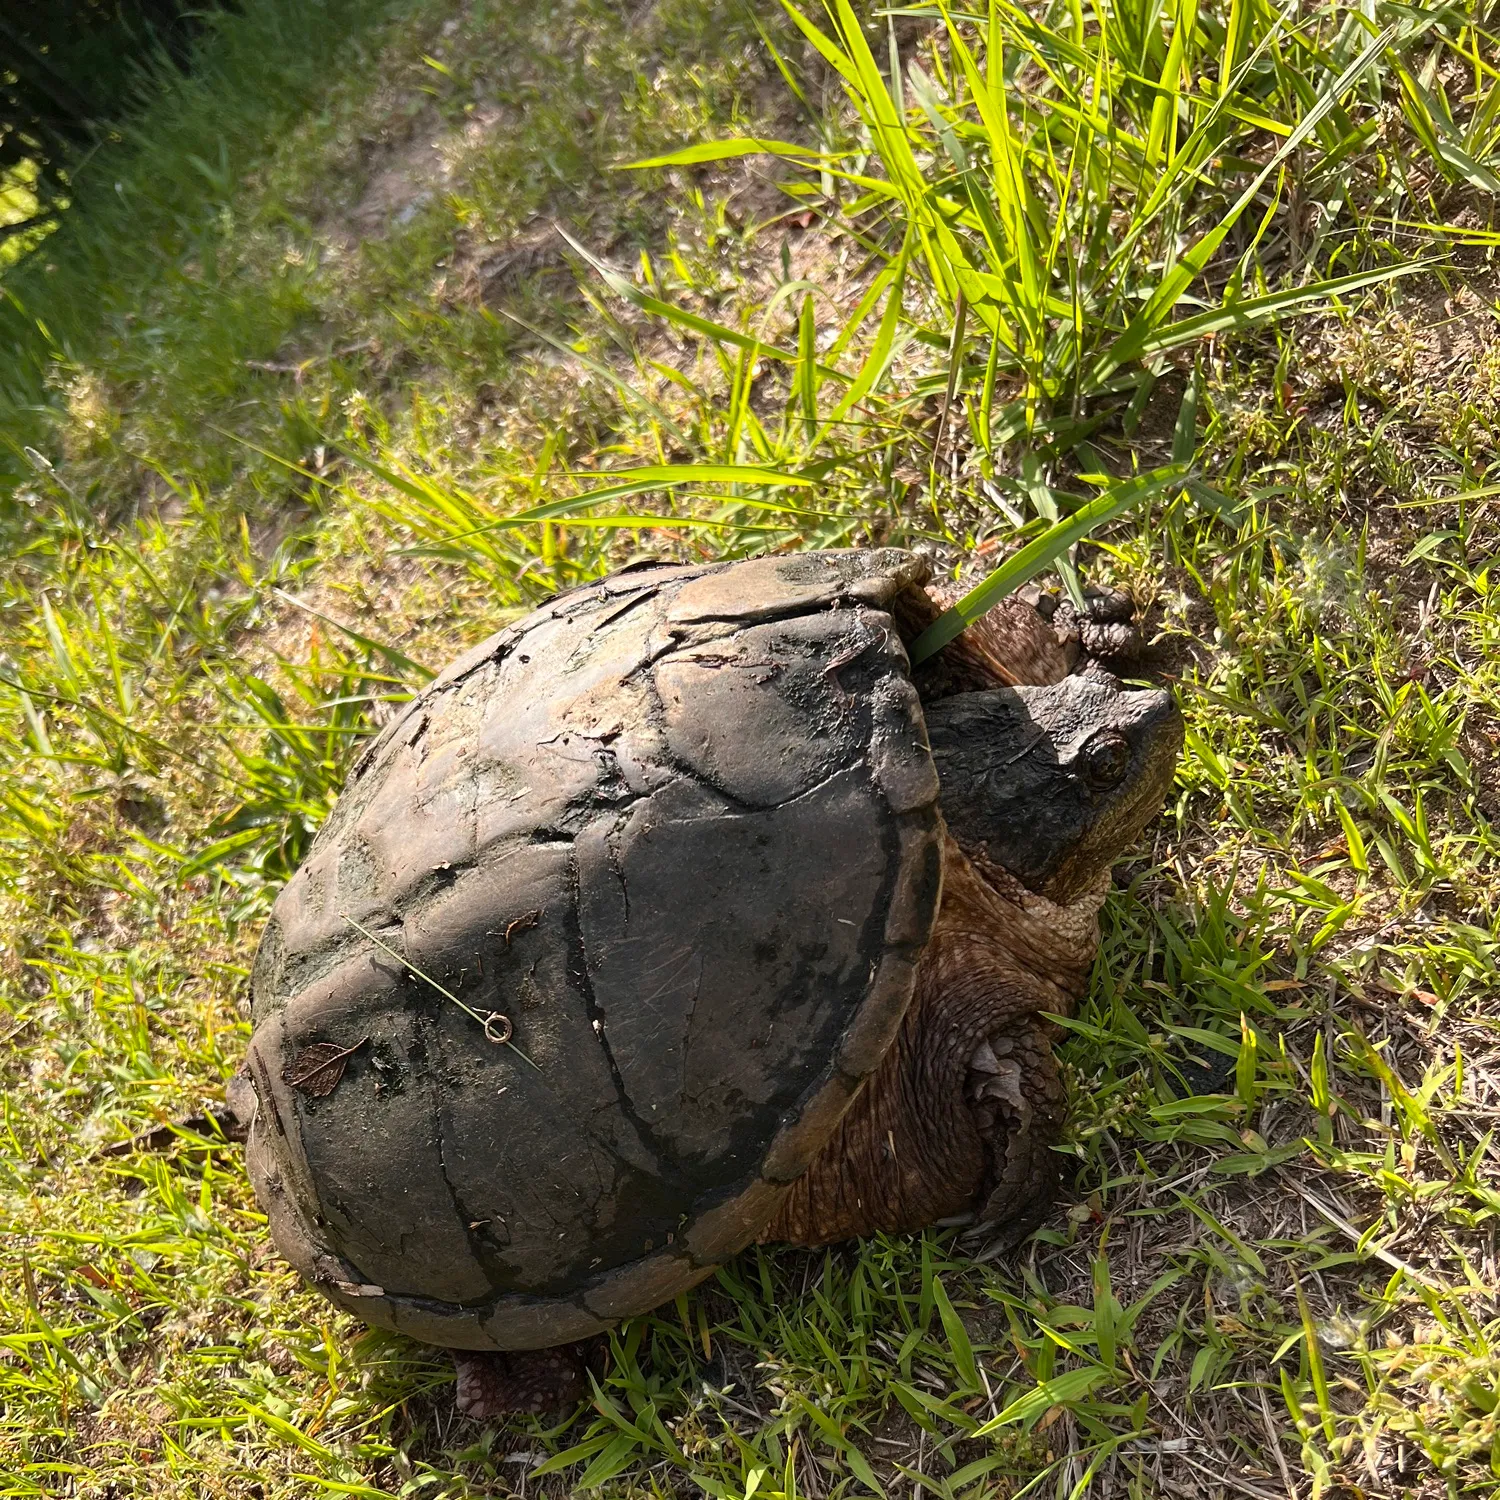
[[5, 0, 1500, 1494]]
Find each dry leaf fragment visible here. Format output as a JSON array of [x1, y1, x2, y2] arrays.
[[284, 1038, 368, 1097], [504, 909, 541, 946]]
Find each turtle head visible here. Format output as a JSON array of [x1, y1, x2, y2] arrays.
[[923, 675, 1182, 904]]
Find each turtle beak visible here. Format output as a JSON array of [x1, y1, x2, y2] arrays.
[[1123, 686, 1183, 799]]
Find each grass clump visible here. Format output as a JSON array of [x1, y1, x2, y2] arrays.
[[6, 0, 1500, 1495]]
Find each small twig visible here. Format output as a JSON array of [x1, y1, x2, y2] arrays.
[[1003, 729, 1048, 766], [244, 340, 375, 378], [1258, 1383, 1298, 1500], [1175, 1450, 1287, 1500], [820, 629, 881, 679], [244, 359, 309, 375], [1285, 1177, 1448, 1291], [342, 913, 539, 1069]]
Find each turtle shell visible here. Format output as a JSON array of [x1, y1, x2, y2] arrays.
[[244, 548, 944, 1350]]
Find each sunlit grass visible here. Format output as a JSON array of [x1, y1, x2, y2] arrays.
[[4, 0, 1500, 1495], [0, 162, 55, 273]]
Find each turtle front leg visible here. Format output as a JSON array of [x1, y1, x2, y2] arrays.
[[763, 1003, 1066, 1248], [763, 841, 1085, 1249], [963, 1019, 1067, 1241], [453, 1339, 604, 1420]]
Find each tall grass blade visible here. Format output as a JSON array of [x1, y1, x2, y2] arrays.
[[908, 464, 1187, 664]]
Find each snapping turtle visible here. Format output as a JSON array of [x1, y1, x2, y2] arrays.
[[239, 549, 1180, 1417]]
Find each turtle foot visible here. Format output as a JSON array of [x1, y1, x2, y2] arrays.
[[452, 1339, 603, 1420], [968, 1020, 1066, 1233]]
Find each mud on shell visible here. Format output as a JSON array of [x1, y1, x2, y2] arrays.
[[243, 549, 946, 1351]]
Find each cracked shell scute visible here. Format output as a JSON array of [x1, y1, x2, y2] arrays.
[[244, 549, 942, 1349]]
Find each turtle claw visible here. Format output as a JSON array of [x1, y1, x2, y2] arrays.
[[452, 1341, 601, 1421]]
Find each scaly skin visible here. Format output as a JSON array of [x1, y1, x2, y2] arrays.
[[762, 836, 1102, 1247], [453, 1340, 606, 1419]]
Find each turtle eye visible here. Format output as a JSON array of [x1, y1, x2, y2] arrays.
[[1077, 729, 1131, 790]]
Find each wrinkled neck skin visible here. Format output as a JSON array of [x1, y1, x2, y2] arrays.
[[764, 834, 1105, 1248], [950, 838, 1108, 1005]]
